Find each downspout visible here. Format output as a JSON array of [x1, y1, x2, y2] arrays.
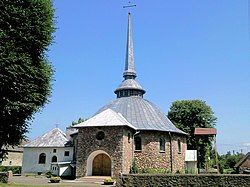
[[132, 131, 140, 167], [169, 132, 173, 173]]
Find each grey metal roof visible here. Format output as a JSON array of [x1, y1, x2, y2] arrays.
[[96, 96, 186, 134], [74, 108, 136, 129], [24, 128, 71, 148], [123, 13, 136, 77], [115, 79, 144, 92]]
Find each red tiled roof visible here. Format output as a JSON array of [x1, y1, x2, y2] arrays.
[[194, 128, 217, 135]]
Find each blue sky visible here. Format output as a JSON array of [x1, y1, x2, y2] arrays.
[[29, 0, 250, 154]]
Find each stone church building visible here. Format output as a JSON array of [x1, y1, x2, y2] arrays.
[[74, 13, 187, 177]]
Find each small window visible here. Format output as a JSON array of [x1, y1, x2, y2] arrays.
[[38, 153, 46, 164], [178, 139, 181, 153], [9, 161, 12, 165], [64, 151, 70, 156], [159, 138, 165, 152], [96, 131, 105, 140], [124, 90, 128, 96], [128, 133, 131, 143], [52, 156, 57, 162], [134, 136, 142, 151], [53, 149, 56, 153]]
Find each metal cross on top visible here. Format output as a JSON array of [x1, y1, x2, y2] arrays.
[[123, 1, 136, 13]]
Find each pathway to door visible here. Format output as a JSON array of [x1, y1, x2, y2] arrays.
[[92, 153, 111, 176]]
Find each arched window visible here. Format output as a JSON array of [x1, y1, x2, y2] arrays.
[[159, 138, 165, 152], [178, 139, 181, 153], [134, 137, 142, 151], [52, 156, 57, 162], [38, 153, 46, 164]]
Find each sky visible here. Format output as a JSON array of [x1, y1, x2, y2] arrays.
[[28, 0, 250, 154]]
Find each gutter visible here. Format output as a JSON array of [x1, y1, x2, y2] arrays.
[[169, 132, 173, 173]]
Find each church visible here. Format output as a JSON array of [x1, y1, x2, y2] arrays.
[[74, 13, 187, 177]]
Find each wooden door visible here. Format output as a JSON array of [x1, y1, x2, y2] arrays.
[[92, 154, 111, 176]]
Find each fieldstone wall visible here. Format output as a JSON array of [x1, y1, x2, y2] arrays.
[[117, 174, 250, 187], [134, 131, 186, 173], [76, 127, 186, 177], [172, 134, 187, 173], [122, 128, 133, 174], [76, 126, 124, 177]]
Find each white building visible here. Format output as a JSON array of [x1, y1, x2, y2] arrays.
[[22, 128, 74, 177]]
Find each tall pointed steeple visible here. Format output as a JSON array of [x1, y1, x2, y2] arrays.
[[114, 13, 145, 98], [123, 13, 136, 79]]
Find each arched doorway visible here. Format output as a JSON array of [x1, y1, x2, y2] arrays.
[[92, 153, 111, 176]]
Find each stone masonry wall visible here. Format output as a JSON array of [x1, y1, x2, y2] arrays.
[[134, 131, 186, 173], [76, 126, 124, 177], [122, 128, 134, 174], [172, 134, 187, 173], [117, 174, 250, 187]]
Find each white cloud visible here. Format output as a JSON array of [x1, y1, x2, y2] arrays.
[[242, 142, 250, 147]]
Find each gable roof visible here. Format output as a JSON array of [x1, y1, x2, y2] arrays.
[[235, 152, 250, 168], [24, 128, 70, 148], [74, 108, 136, 129]]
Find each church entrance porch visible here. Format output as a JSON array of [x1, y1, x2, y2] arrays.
[[86, 150, 112, 176], [92, 153, 111, 176]]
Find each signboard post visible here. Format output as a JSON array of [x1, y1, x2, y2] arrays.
[[194, 128, 219, 174]]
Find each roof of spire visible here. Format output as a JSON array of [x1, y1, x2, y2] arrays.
[[123, 13, 136, 78], [115, 13, 145, 97]]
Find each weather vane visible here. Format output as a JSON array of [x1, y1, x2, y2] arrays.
[[123, 1, 136, 13]]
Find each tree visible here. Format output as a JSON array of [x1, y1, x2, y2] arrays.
[[71, 117, 87, 127], [0, 0, 55, 160], [167, 100, 217, 168], [219, 151, 244, 173]]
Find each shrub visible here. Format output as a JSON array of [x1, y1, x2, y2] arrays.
[[45, 171, 52, 178], [185, 168, 197, 174], [130, 159, 138, 174], [50, 176, 60, 183], [103, 177, 114, 185], [0, 166, 21, 174], [0, 173, 8, 183]]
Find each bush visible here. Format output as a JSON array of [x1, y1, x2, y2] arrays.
[[0, 166, 21, 174], [50, 176, 60, 183], [185, 168, 197, 174], [45, 171, 52, 178], [104, 177, 114, 185], [0, 173, 8, 183], [130, 159, 138, 174]]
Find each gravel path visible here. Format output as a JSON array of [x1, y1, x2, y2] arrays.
[[11, 176, 115, 187]]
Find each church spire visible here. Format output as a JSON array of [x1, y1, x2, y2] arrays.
[[114, 13, 145, 98], [123, 13, 136, 79]]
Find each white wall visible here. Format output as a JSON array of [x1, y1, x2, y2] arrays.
[[59, 164, 72, 176], [22, 147, 73, 174]]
